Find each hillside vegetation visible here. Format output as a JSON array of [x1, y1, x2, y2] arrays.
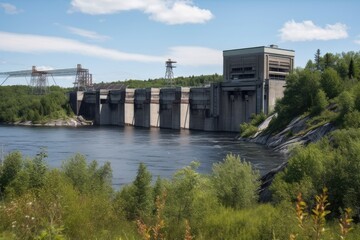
[[0, 86, 73, 123]]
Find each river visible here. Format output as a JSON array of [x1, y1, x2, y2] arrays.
[[0, 125, 285, 186]]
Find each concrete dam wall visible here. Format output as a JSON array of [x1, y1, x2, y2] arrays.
[[68, 45, 294, 132], [69, 81, 281, 132]]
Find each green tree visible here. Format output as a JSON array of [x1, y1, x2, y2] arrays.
[[349, 58, 355, 79], [305, 60, 316, 71], [336, 59, 349, 80], [338, 91, 354, 116], [0, 151, 23, 194], [323, 53, 335, 69], [320, 68, 342, 99], [61, 154, 112, 194], [311, 89, 328, 115], [211, 154, 260, 209], [315, 49, 322, 71], [133, 162, 153, 219]]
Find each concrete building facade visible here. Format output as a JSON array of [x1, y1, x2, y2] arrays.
[[221, 45, 294, 130]]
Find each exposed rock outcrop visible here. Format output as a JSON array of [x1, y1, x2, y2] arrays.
[[9, 116, 93, 127], [242, 115, 335, 155], [244, 114, 336, 202]]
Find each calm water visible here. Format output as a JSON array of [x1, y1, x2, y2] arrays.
[[0, 125, 285, 186]]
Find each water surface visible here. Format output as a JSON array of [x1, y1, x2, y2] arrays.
[[0, 125, 285, 186]]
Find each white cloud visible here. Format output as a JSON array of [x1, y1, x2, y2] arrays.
[[167, 46, 222, 66], [0, 31, 221, 67], [0, 31, 163, 63], [0, 2, 23, 14], [355, 36, 360, 45], [66, 26, 110, 41], [69, 0, 213, 25], [279, 20, 348, 41]]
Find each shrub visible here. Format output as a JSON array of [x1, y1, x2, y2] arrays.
[[211, 154, 260, 209]]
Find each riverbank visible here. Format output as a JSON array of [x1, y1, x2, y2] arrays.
[[1, 115, 93, 127]]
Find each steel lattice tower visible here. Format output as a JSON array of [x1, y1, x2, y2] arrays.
[[0, 64, 93, 94], [165, 59, 176, 87]]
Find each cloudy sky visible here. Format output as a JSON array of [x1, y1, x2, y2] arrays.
[[0, 0, 359, 87]]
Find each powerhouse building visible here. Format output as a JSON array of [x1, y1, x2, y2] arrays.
[[219, 45, 295, 131]]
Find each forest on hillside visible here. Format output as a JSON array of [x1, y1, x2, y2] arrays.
[[0, 86, 73, 123]]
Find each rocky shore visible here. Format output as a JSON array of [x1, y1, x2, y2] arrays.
[[2, 116, 93, 127], [242, 114, 336, 202], [239, 114, 335, 155]]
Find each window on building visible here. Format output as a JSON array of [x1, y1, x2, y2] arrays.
[[269, 74, 286, 80]]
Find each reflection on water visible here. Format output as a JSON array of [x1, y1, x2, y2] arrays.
[[0, 125, 286, 186]]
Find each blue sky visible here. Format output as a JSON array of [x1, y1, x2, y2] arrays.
[[0, 0, 359, 87]]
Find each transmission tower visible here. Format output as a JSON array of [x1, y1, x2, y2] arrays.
[[165, 59, 176, 87], [30, 66, 49, 94]]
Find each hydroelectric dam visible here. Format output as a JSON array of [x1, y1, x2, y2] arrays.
[[69, 46, 294, 132]]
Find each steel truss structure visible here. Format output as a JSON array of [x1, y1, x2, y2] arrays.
[[165, 59, 176, 87], [0, 64, 93, 94]]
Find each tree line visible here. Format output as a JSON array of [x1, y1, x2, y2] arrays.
[[0, 86, 73, 123], [95, 73, 223, 89]]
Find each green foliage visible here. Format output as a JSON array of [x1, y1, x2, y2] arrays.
[[343, 110, 360, 129], [0, 152, 23, 194], [239, 112, 266, 137], [0, 86, 73, 123], [268, 50, 360, 133], [164, 162, 202, 238], [61, 153, 112, 194], [211, 154, 260, 209], [1, 150, 360, 239], [323, 53, 335, 69], [311, 89, 328, 115], [109, 74, 223, 89], [272, 129, 360, 217], [315, 49, 322, 71], [133, 163, 153, 219], [239, 122, 258, 138], [268, 69, 321, 132], [200, 204, 278, 240], [338, 91, 354, 116], [348, 58, 355, 79], [320, 68, 342, 99]]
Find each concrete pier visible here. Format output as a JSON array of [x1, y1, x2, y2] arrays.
[[134, 88, 160, 128], [159, 87, 189, 130]]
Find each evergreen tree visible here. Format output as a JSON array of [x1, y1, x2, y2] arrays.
[[133, 162, 153, 219], [315, 49, 322, 71], [323, 53, 334, 69], [349, 58, 355, 79]]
